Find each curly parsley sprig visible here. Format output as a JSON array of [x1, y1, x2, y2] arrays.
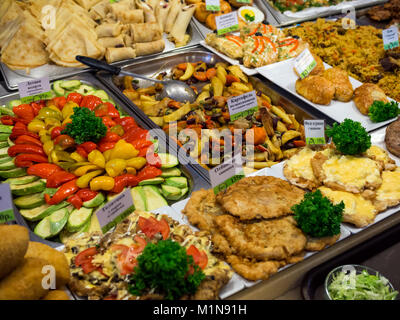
[[368, 100, 400, 123]]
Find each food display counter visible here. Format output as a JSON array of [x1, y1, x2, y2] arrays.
[[0, 0, 399, 302]]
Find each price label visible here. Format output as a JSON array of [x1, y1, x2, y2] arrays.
[[205, 0, 220, 11], [0, 184, 15, 223], [216, 11, 239, 35], [210, 153, 245, 194], [294, 48, 317, 79], [304, 120, 326, 145], [96, 188, 135, 233], [382, 26, 399, 50], [227, 90, 258, 121], [18, 77, 52, 104]]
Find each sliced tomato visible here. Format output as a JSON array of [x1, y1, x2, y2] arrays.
[[75, 247, 98, 274], [112, 236, 146, 275], [80, 261, 98, 274], [158, 219, 170, 240], [187, 245, 208, 270], [138, 216, 159, 239]]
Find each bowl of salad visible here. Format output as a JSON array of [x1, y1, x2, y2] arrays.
[[324, 264, 398, 300]]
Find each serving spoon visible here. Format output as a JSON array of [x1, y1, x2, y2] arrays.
[[75, 56, 197, 103]]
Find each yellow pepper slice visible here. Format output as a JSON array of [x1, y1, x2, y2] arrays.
[[27, 120, 46, 133], [103, 149, 113, 162], [88, 150, 106, 169], [125, 167, 137, 175], [77, 170, 104, 189], [90, 176, 115, 191], [62, 101, 78, 120], [70, 152, 86, 163], [110, 140, 139, 160], [105, 159, 127, 177], [43, 140, 54, 156], [125, 157, 147, 170], [74, 164, 102, 176]]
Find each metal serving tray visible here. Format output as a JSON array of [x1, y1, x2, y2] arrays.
[[0, 21, 203, 91], [263, 0, 387, 27], [95, 45, 336, 173], [0, 72, 210, 247]]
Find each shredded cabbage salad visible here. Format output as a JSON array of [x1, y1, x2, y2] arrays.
[[328, 269, 398, 300]]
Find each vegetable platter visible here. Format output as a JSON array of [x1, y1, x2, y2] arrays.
[[257, 60, 398, 132], [0, 72, 210, 246]]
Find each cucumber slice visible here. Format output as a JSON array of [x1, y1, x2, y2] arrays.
[[6, 99, 21, 109], [0, 126, 12, 134], [82, 192, 105, 208], [0, 147, 9, 158], [76, 84, 95, 96], [131, 186, 147, 211], [0, 167, 26, 178], [10, 179, 46, 196], [34, 216, 52, 239], [158, 153, 179, 168], [92, 90, 108, 101], [49, 208, 69, 236], [14, 192, 45, 209], [160, 184, 182, 201], [67, 207, 93, 232], [53, 80, 65, 96], [0, 133, 10, 142], [20, 201, 69, 222], [60, 80, 81, 90], [0, 159, 15, 170], [138, 177, 164, 186], [5, 175, 39, 185], [142, 185, 168, 210], [0, 106, 14, 116], [164, 177, 188, 189], [180, 187, 188, 198], [160, 167, 182, 177]]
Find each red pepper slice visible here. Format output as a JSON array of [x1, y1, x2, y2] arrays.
[[75, 146, 88, 159], [110, 174, 139, 194], [105, 102, 120, 119], [27, 163, 62, 179], [129, 138, 153, 151], [46, 170, 76, 188], [44, 179, 79, 205], [13, 104, 35, 122], [1, 116, 15, 126], [8, 145, 45, 157], [30, 102, 42, 116], [50, 126, 64, 140], [115, 117, 137, 131], [97, 141, 116, 153], [66, 93, 83, 105], [80, 95, 103, 110], [136, 165, 162, 182], [102, 116, 116, 128], [15, 135, 42, 147], [122, 128, 149, 143], [76, 189, 98, 202], [14, 153, 48, 168], [145, 149, 162, 168], [52, 96, 67, 110], [67, 194, 83, 209], [100, 131, 120, 144], [79, 141, 97, 154]]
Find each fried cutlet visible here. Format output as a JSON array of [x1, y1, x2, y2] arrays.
[[213, 215, 307, 261], [216, 176, 305, 220], [364, 145, 397, 171], [305, 234, 341, 252]]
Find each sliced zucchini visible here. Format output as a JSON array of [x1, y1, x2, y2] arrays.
[[83, 192, 105, 208], [157, 153, 179, 169], [0, 167, 26, 178], [0, 159, 15, 171], [0, 133, 10, 142], [92, 90, 108, 101], [6, 99, 21, 109], [14, 192, 45, 209], [160, 167, 182, 177], [88, 213, 101, 233], [49, 208, 69, 236], [19, 201, 69, 222], [142, 185, 168, 210], [0, 147, 9, 158], [138, 177, 164, 186], [52, 80, 65, 96], [60, 80, 81, 90], [164, 177, 188, 189], [6, 137, 13, 146], [180, 187, 188, 198], [10, 179, 46, 196], [67, 207, 93, 232], [0, 106, 14, 116], [5, 175, 39, 185], [76, 84, 95, 96], [0, 141, 8, 149], [0, 126, 12, 134], [131, 186, 147, 211], [34, 216, 52, 239], [160, 184, 182, 201]]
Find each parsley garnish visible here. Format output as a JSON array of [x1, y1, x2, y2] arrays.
[[368, 100, 400, 123]]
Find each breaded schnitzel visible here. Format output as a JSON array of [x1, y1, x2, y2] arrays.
[[213, 215, 307, 261], [305, 234, 341, 251], [216, 176, 305, 220]]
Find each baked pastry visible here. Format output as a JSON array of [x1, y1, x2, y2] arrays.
[[323, 67, 353, 102], [295, 75, 335, 105], [353, 83, 388, 115]]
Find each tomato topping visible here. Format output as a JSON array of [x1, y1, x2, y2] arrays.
[[186, 245, 208, 270], [111, 236, 146, 275], [138, 216, 169, 240], [75, 247, 98, 274]]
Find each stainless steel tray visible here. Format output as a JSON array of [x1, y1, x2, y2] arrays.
[[263, 0, 387, 27], [0, 72, 211, 247], [0, 21, 203, 91]]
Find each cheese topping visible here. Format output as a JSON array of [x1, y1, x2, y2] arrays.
[[323, 155, 382, 190], [376, 170, 400, 201], [286, 147, 317, 180], [319, 186, 376, 218], [366, 145, 392, 164]]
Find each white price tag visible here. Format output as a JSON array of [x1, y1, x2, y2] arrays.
[[209, 153, 244, 194], [96, 188, 135, 233], [18, 76, 52, 103], [227, 91, 258, 121], [215, 11, 239, 35], [205, 0, 220, 11], [304, 120, 326, 145], [294, 48, 317, 79], [382, 26, 399, 50]]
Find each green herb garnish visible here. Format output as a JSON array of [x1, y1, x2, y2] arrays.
[[244, 13, 255, 22], [325, 119, 371, 155], [368, 100, 400, 123], [128, 239, 205, 300], [292, 190, 343, 238], [328, 269, 398, 300], [62, 107, 107, 144]]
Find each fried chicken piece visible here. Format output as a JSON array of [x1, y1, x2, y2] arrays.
[[226, 255, 285, 281], [216, 176, 305, 220], [353, 83, 388, 115], [385, 117, 400, 158], [364, 145, 397, 171], [213, 215, 307, 261], [305, 234, 341, 251], [374, 169, 400, 212], [323, 67, 353, 102], [191, 268, 232, 300], [182, 189, 225, 232], [295, 75, 335, 105]]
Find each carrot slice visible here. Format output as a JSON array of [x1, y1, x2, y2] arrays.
[[289, 39, 299, 52], [252, 36, 259, 54], [168, 100, 181, 109], [226, 37, 242, 47], [262, 24, 267, 34], [248, 24, 260, 36], [225, 74, 240, 85], [226, 35, 244, 44], [193, 71, 208, 82], [206, 68, 216, 80], [258, 36, 265, 53], [263, 36, 277, 52]]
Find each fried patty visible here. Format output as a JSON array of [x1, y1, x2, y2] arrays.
[[385, 117, 400, 158]]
